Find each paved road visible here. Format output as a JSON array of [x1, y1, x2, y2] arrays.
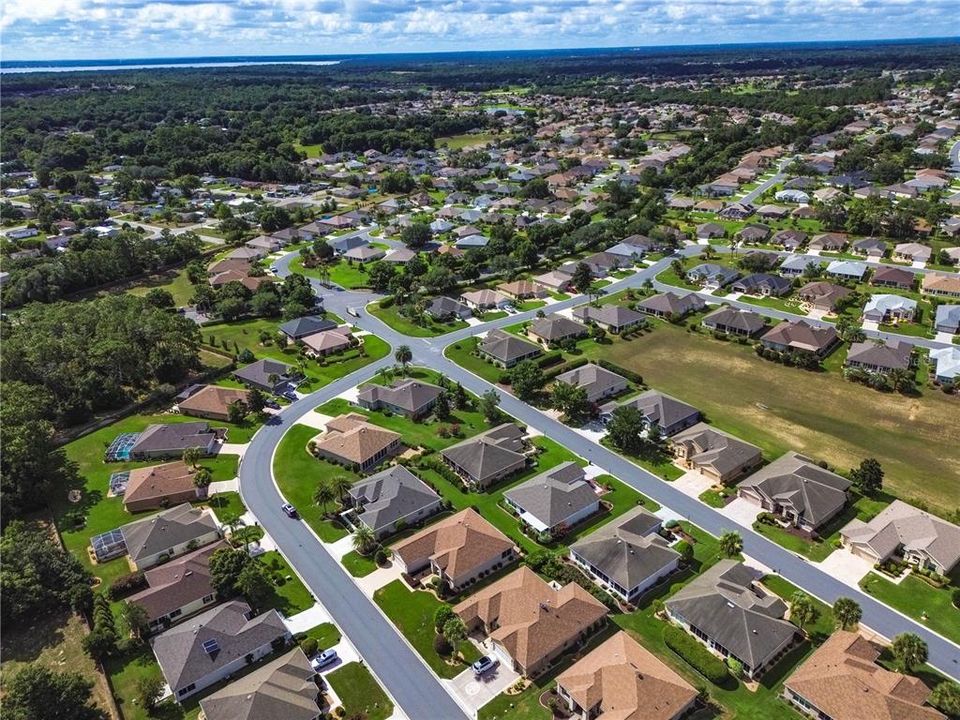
[[739, 171, 785, 205], [949, 139, 960, 174], [240, 246, 960, 719]]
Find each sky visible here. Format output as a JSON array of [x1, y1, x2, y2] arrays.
[[0, 0, 955, 62]]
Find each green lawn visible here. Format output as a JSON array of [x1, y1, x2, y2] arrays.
[[272, 424, 353, 542], [258, 551, 315, 615], [600, 437, 684, 481], [761, 575, 836, 643], [368, 302, 469, 337], [699, 487, 732, 508], [374, 580, 481, 678], [205, 491, 246, 520], [599, 321, 960, 510], [436, 132, 498, 149], [859, 572, 960, 645], [342, 550, 379, 577], [300, 622, 342, 650], [105, 645, 172, 720], [327, 662, 393, 720], [289, 256, 373, 289], [126, 266, 196, 306], [444, 337, 505, 384]]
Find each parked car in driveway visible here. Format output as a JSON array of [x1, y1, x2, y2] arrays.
[[472, 655, 498, 677], [311, 649, 338, 671]]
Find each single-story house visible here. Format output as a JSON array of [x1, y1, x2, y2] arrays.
[[554, 363, 629, 403], [796, 281, 851, 313], [440, 423, 528, 489], [356, 379, 443, 419], [301, 328, 355, 357], [198, 647, 321, 720], [701, 306, 766, 336], [177, 385, 251, 423], [929, 346, 960, 383], [618, 390, 700, 437], [129, 540, 227, 632], [732, 273, 792, 297], [233, 359, 298, 392], [312, 413, 402, 473], [497, 279, 548, 300], [460, 289, 512, 310], [779, 255, 823, 277], [686, 263, 739, 290], [477, 329, 542, 368], [426, 296, 473, 321], [862, 294, 916, 324], [528, 315, 589, 344], [569, 507, 680, 604], [120, 504, 221, 571], [893, 242, 932, 264], [825, 260, 868, 282], [533, 270, 574, 292], [851, 237, 887, 259], [809, 233, 847, 252], [870, 266, 914, 290], [637, 292, 706, 320], [279, 315, 337, 341], [122, 461, 205, 512], [695, 223, 725, 241], [935, 304, 960, 334], [129, 423, 221, 461], [572, 304, 646, 333], [922, 273, 960, 298], [454, 566, 608, 677], [503, 462, 598, 535], [555, 631, 697, 720], [738, 452, 851, 532], [151, 600, 290, 701], [760, 320, 839, 357], [665, 560, 798, 680], [772, 230, 807, 251], [845, 340, 913, 374], [669, 423, 762, 484], [391, 508, 516, 592], [783, 631, 945, 720], [347, 465, 442, 539]]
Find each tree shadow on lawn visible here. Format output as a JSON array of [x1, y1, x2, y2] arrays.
[[0, 608, 74, 664]]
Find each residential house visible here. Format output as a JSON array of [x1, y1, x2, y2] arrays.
[[862, 294, 916, 324], [533, 270, 574, 293], [554, 631, 697, 720], [151, 600, 290, 701], [686, 263, 739, 290], [426, 296, 473, 321], [346, 465, 442, 539], [198, 648, 321, 720], [893, 242, 932, 264], [312, 414, 402, 473], [497, 279, 548, 300], [695, 223, 725, 241], [177, 385, 251, 423], [383, 247, 416, 264], [922, 273, 960, 299], [809, 233, 847, 252], [845, 340, 913, 374], [120, 504, 221, 571], [528, 315, 589, 345], [665, 560, 798, 679], [935, 304, 960, 334], [771, 230, 807, 251], [669, 423, 762, 484], [929, 346, 960, 383], [870, 266, 914, 290], [460, 289, 512, 311], [122, 461, 205, 513], [129, 540, 227, 632], [503, 462, 599, 535], [569, 507, 680, 604], [391, 508, 516, 592], [344, 244, 386, 263], [825, 260, 868, 282], [129, 422, 221, 461], [841, 500, 960, 575], [477, 329, 542, 368], [739, 223, 773, 243], [796, 281, 851, 313], [760, 320, 839, 357], [701, 306, 766, 337], [851, 237, 887, 259], [783, 631, 945, 720], [605, 239, 648, 261], [279, 316, 337, 341], [637, 292, 706, 320], [554, 363, 628, 403], [738, 452, 851, 532], [731, 273, 792, 297], [356, 379, 443, 419], [779, 255, 823, 277], [454, 566, 608, 677], [301, 328, 355, 357], [440, 423, 528, 489], [233, 358, 298, 392], [618, 390, 701, 437], [571, 304, 645, 333]]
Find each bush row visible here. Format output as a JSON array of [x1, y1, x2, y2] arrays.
[[663, 624, 729, 684], [596, 358, 643, 385]]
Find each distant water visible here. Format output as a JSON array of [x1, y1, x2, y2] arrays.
[[2, 37, 957, 75]]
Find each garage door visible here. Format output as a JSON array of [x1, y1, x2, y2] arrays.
[[493, 641, 515, 670]]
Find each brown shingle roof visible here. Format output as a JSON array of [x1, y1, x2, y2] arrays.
[[123, 461, 199, 509], [178, 385, 251, 419], [313, 414, 401, 466]]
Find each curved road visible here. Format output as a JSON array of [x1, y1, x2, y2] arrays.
[[241, 245, 960, 720]]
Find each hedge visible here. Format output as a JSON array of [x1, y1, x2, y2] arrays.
[[597, 359, 643, 385], [536, 351, 565, 369], [663, 624, 729, 684], [107, 571, 147, 600], [544, 356, 590, 382]]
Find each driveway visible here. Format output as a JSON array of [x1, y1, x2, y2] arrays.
[[446, 661, 520, 715], [672, 470, 713, 499], [355, 562, 405, 597], [721, 497, 762, 526], [815, 549, 876, 589]]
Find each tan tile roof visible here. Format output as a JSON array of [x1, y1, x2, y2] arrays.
[[392, 508, 514, 581], [922, 273, 960, 294], [454, 566, 607, 672], [556, 631, 697, 720], [124, 461, 198, 507], [178, 385, 250, 418], [785, 631, 944, 720], [314, 413, 401, 466], [301, 328, 353, 353]]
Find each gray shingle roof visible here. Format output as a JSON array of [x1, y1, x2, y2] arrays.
[[572, 304, 645, 328], [130, 422, 217, 456], [121, 504, 219, 564], [555, 363, 627, 401], [529, 315, 588, 341], [637, 292, 705, 317], [279, 315, 337, 339], [503, 462, 596, 528], [702, 306, 767, 335], [479, 329, 542, 364], [621, 390, 700, 435], [357, 379, 443, 414], [348, 465, 441, 534], [441, 423, 527, 484], [669, 423, 762, 478], [234, 358, 295, 389]]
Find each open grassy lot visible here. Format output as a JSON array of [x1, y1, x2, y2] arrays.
[[289, 255, 372, 289], [761, 575, 836, 643], [205, 490, 246, 520], [444, 336, 504, 384], [327, 662, 393, 720], [368, 301, 470, 336], [0, 608, 113, 717], [374, 580, 481, 678], [436, 132, 499, 149], [126, 266, 196, 306], [601, 321, 959, 509], [258, 550, 315, 615], [859, 572, 960, 645], [272, 423, 353, 542]]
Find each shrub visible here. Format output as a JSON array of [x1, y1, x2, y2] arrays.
[[375, 547, 389, 566], [300, 637, 318, 657], [674, 540, 693, 561], [596, 359, 643, 385], [108, 571, 147, 600], [663, 625, 729, 684], [433, 632, 453, 657]]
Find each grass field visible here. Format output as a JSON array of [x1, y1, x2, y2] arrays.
[[327, 662, 393, 720], [258, 550, 315, 615], [368, 302, 469, 337], [289, 255, 372, 289], [860, 572, 960, 645], [444, 336, 505, 384], [374, 580, 481, 678], [436, 132, 498, 149], [601, 322, 960, 509], [300, 622, 342, 650], [126, 266, 196, 306]]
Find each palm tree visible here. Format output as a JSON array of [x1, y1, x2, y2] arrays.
[[790, 591, 817, 633], [443, 617, 468, 660], [192, 466, 212, 490], [182, 447, 202, 469], [395, 344, 412, 372], [329, 475, 352, 506], [313, 481, 336, 515], [352, 525, 377, 556], [833, 597, 862, 630], [719, 531, 743, 558], [892, 633, 928, 672]]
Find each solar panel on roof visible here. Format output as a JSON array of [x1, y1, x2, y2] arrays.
[[202, 639, 220, 654]]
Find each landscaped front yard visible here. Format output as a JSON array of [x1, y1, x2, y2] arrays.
[[368, 301, 470, 337], [859, 572, 960, 645], [327, 662, 394, 720], [374, 580, 481, 678], [258, 550, 315, 616]]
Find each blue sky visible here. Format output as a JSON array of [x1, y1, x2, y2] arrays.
[[0, 0, 954, 62]]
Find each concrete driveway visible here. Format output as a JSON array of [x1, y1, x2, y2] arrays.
[[446, 661, 520, 714], [721, 497, 762, 527], [672, 470, 713, 498], [815, 548, 875, 588]]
